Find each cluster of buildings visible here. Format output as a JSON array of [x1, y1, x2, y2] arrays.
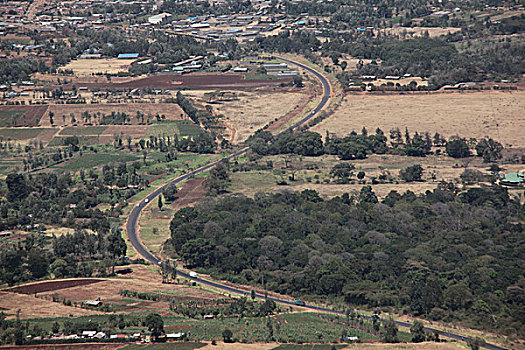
[[146, 13, 309, 42]]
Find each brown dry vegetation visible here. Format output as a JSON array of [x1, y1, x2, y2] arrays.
[[36, 265, 224, 305], [63, 58, 138, 76], [379, 26, 462, 38], [0, 291, 103, 319], [40, 103, 187, 127], [200, 342, 275, 350], [312, 91, 525, 147], [0, 343, 127, 350], [184, 90, 310, 144], [229, 154, 525, 200], [344, 343, 464, 350]]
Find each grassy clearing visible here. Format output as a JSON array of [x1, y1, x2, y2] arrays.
[[0, 127, 50, 140], [178, 123, 204, 137], [312, 91, 525, 148], [227, 152, 516, 200], [58, 153, 138, 170]]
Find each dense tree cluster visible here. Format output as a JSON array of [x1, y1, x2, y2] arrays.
[[168, 185, 524, 335], [0, 226, 127, 285], [136, 131, 216, 154], [250, 128, 434, 160]]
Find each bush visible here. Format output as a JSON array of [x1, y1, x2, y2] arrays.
[[399, 164, 423, 182], [446, 139, 470, 158]]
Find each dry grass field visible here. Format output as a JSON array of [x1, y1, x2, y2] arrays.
[[379, 26, 462, 38], [184, 90, 310, 144], [0, 291, 103, 319], [372, 77, 428, 87], [344, 343, 464, 350], [63, 58, 137, 76], [1, 265, 227, 319], [229, 153, 525, 200], [312, 91, 525, 147], [40, 103, 187, 127]]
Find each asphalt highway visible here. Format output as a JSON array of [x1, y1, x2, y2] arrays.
[[125, 58, 506, 350]]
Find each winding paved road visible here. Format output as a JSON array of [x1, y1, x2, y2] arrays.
[[125, 58, 506, 350]]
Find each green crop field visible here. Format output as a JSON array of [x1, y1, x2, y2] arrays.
[[48, 135, 100, 146], [177, 123, 203, 137], [60, 126, 108, 136], [162, 313, 379, 343], [57, 153, 138, 170], [0, 128, 49, 140], [145, 121, 204, 138], [0, 110, 26, 127]]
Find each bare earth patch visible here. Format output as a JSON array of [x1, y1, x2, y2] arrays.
[[312, 91, 525, 147]]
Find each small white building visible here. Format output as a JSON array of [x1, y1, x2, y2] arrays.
[[148, 13, 172, 25]]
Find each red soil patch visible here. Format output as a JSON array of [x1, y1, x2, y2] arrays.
[[0, 105, 48, 126], [165, 325, 191, 330], [174, 178, 206, 207], [148, 173, 167, 183], [70, 73, 292, 90], [8, 278, 104, 294]]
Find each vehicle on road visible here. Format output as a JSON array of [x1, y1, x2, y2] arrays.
[[145, 198, 149, 203], [294, 299, 306, 306], [189, 271, 197, 278]]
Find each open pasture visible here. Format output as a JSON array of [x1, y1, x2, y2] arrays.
[[312, 91, 525, 147], [63, 58, 138, 76]]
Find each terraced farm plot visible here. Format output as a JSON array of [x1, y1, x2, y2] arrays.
[[48, 135, 100, 147], [0, 105, 48, 126], [59, 126, 108, 136], [146, 121, 204, 138], [0, 127, 52, 140], [178, 122, 205, 137], [0, 110, 26, 127], [56, 153, 138, 170], [42, 103, 186, 127]]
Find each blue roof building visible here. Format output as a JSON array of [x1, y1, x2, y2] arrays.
[[117, 53, 139, 59]]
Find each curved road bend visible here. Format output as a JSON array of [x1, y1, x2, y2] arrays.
[[125, 58, 506, 350]]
